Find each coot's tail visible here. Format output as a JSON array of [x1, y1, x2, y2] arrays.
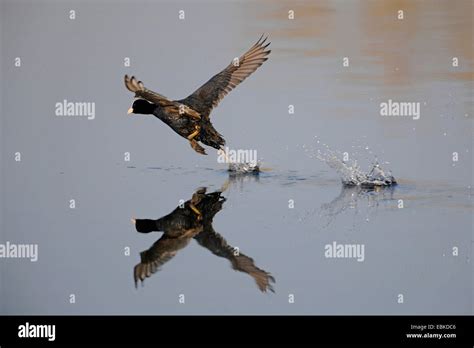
[[200, 121, 225, 150]]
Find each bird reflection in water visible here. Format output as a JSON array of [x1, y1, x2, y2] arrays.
[[132, 185, 275, 293]]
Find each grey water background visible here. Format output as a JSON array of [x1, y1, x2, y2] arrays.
[[0, 0, 472, 314]]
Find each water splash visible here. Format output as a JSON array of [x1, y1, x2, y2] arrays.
[[228, 161, 261, 175], [309, 139, 396, 187]]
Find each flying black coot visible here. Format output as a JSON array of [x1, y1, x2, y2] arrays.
[[125, 36, 271, 155]]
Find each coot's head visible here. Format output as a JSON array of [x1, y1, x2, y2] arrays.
[[128, 99, 155, 115]]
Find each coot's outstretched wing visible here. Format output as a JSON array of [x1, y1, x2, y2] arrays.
[[181, 36, 271, 117], [194, 228, 275, 293], [124, 74, 200, 119], [133, 235, 189, 287]]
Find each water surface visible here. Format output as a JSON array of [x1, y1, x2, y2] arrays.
[[1, 0, 472, 314]]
